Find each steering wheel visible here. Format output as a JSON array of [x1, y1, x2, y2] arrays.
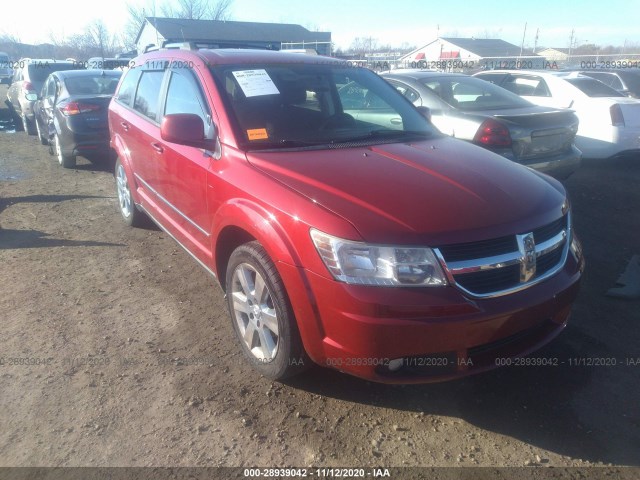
[[318, 112, 357, 130]]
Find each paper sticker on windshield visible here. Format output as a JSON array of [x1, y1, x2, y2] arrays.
[[247, 128, 269, 140], [232, 69, 280, 97]]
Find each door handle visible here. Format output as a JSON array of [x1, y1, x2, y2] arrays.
[[151, 142, 164, 154], [120, 121, 129, 131], [390, 118, 403, 125]]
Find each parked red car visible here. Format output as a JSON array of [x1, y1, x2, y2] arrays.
[[108, 47, 584, 383]]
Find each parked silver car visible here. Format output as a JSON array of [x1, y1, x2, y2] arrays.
[[6, 59, 80, 134], [379, 70, 582, 179]]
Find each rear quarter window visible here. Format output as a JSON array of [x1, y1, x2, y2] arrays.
[[133, 70, 165, 121], [565, 77, 625, 97], [115, 69, 141, 106]]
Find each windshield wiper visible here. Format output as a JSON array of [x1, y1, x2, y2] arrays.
[[335, 129, 431, 143]]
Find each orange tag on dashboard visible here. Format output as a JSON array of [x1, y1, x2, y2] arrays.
[[247, 128, 268, 140]]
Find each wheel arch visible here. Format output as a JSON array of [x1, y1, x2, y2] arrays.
[[111, 134, 142, 204], [212, 199, 302, 291]]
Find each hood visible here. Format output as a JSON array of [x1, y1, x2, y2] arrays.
[[246, 137, 567, 246]]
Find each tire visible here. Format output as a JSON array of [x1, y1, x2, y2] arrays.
[[53, 133, 76, 168], [115, 158, 146, 227], [35, 119, 48, 145], [226, 242, 309, 380], [21, 114, 36, 135]]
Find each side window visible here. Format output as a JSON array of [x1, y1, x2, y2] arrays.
[[164, 70, 210, 130], [45, 78, 56, 97], [116, 68, 141, 106], [133, 70, 164, 121], [505, 75, 550, 97], [389, 81, 421, 105]]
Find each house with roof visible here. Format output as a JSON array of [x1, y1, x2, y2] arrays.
[[399, 37, 542, 69], [136, 17, 332, 56], [536, 47, 570, 61]]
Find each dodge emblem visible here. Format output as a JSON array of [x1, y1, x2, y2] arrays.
[[517, 233, 537, 282]]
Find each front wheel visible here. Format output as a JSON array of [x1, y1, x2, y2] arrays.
[[226, 242, 309, 380]]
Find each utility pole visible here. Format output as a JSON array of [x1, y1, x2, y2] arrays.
[[533, 28, 539, 53], [568, 29, 575, 58], [519, 22, 527, 58]]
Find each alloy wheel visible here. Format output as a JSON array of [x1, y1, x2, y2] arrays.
[[230, 263, 280, 361], [116, 163, 133, 218]]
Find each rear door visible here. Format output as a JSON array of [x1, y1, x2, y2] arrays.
[[39, 76, 58, 134], [154, 66, 214, 260], [116, 63, 168, 214]]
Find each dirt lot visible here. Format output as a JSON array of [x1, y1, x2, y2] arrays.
[[1, 83, 639, 473]]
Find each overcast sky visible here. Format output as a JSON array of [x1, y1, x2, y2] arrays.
[[2, 0, 639, 50]]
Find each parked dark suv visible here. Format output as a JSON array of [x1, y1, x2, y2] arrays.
[[6, 59, 81, 134], [108, 47, 584, 383]]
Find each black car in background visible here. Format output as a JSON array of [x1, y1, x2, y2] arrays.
[[578, 70, 640, 98], [34, 70, 121, 168]]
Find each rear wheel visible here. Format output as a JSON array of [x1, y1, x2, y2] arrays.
[[21, 114, 36, 135], [54, 133, 76, 168], [226, 242, 308, 380], [115, 158, 145, 227], [35, 119, 48, 145]]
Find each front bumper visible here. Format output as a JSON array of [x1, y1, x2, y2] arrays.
[[280, 240, 584, 384]]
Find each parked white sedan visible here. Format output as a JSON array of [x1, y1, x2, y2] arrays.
[[474, 70, 640, 159]]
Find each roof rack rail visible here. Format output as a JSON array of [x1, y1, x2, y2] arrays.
[[143, 41, 280, 53]]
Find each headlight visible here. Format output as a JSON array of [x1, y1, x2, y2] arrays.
[[310, 229, 447, 287]]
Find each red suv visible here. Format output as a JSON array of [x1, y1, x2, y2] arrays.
[[108, 47, 584, 383]]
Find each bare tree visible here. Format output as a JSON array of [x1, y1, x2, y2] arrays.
[[87, 20, 110, 58], [162, 0, 232, 20], [0, 32, 22, 59], [210, 0, 232, 20], [123, 3, 150, 50], [348, 37, 379, 58]]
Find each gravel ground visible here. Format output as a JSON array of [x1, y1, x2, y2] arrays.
[[1, 84, 639, 474]]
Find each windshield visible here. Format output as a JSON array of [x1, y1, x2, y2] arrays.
[[565, 77, 625, 97], [210, 63, 438, 150], [64, 73, 121, 95], [419, 75, 532, 111]]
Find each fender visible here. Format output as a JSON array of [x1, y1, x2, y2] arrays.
[[211, 198, 328, 361], [212, 198, 303, 272]]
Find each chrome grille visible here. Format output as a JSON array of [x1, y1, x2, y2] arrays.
[[434, 214, 570, 298]]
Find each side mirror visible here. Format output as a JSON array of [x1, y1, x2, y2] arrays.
[[161, 113, 215, 149], [416, 106, 431, 122]]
